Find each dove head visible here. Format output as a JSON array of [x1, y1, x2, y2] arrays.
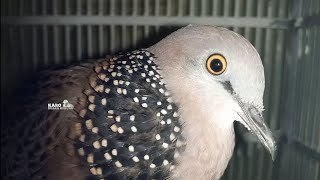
[[149, 25, 276, 179], [150, 25, 265, 110]]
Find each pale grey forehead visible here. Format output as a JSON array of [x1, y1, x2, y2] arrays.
[[175, 25, 261, 60]]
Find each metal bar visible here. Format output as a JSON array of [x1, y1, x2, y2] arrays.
[[65, 26, 71, 62], [166, 0, 172, 16], [52, 0, 59, 64], [53, 25, 59, 64], [87, 0, 92, 15], [303, 27, 313, 148], [144, 0, 149, 16], [42, 0, 47, 15], [306, 7, 315, 151], [213, 0, 220, 16], [2, 0, 7, 16], [98, 25, 104, 56], [42, 25, 49, 65], [0, 16, 292, 29], [133, 0, 138, 16], [230, 154, 238, 180], [65, 0, 70, 15], [189, 0, 195, 16], [296, 29, 305, 143], [224, 0, 232, 16], [19, 27, 26, 73], [297, 152, 303, 180], [9, 0, 15, 16], [237, 154, 244, 180], [226, 156, 235, 180], [76, 0, 82, 61], [87, 25, 92, 57], [155, 0, 160, 31], [110, 25, 115, 53], [144, 0, 150, 38], [144, 25, 150, 39], [52, 0, 57, 15], [288, 150, 296, 180], [19, 0, 23, 16], [76, 25, 82, 60], [76, 0, 81, 15], [121, 25, 127, 50], [121, 0, 127, 16], [312, 27, 320, 152], [178, 0, 184, 16], [64, 0, 71, 62], [155, 0, 160, 16], [132, 25, 137, 47], [201, 0, 206, 16], [98, 0, 104, 16], [305, 156, 311, 180], [110, 0, 115, 16], [32, 26, 38, 70]]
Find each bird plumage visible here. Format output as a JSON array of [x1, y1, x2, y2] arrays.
[[76, 50, 185, 180], [2, 25, 275, 180], [148, 25, 268, 179]]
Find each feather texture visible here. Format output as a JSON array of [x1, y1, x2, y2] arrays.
[[2, 50, 185, 180]]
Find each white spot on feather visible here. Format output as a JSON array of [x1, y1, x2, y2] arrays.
[[162, 143, 169, 148], [132, 156, 140, 162], [128, 145, 134, 152], [112, 149, 118, 156], [156, 134, 161, 140], [117, 127, 124, 134], [104, 152, 112, 160], [133, 97, 139, 103], [101, 139, 108, 147], [110, 124, 118, 132], [115, 161, 122, 167], [161, 109, 167, 115], [144, 155, 150, 160], [150, 163, 156, 168], [131, 126, 137, 132]]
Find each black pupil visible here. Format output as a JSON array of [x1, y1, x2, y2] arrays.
[[210, 59, 223, 72]]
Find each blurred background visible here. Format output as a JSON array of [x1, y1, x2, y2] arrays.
[[1, 0, 319, 179]]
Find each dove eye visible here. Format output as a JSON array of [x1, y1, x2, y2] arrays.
[[206, 54, 227, 75]]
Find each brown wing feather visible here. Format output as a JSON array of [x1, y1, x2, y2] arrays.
[[2, 60, 109, 180]]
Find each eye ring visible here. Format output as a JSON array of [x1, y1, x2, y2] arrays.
[[206, 54, 227, 75]]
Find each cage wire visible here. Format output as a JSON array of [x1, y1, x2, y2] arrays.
[[1, 0, 319, 180]]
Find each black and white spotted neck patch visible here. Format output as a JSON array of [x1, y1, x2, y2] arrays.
[[77, 50, 185, 180]]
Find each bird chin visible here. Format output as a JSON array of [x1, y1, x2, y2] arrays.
[[233, 95, 277, 161]]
